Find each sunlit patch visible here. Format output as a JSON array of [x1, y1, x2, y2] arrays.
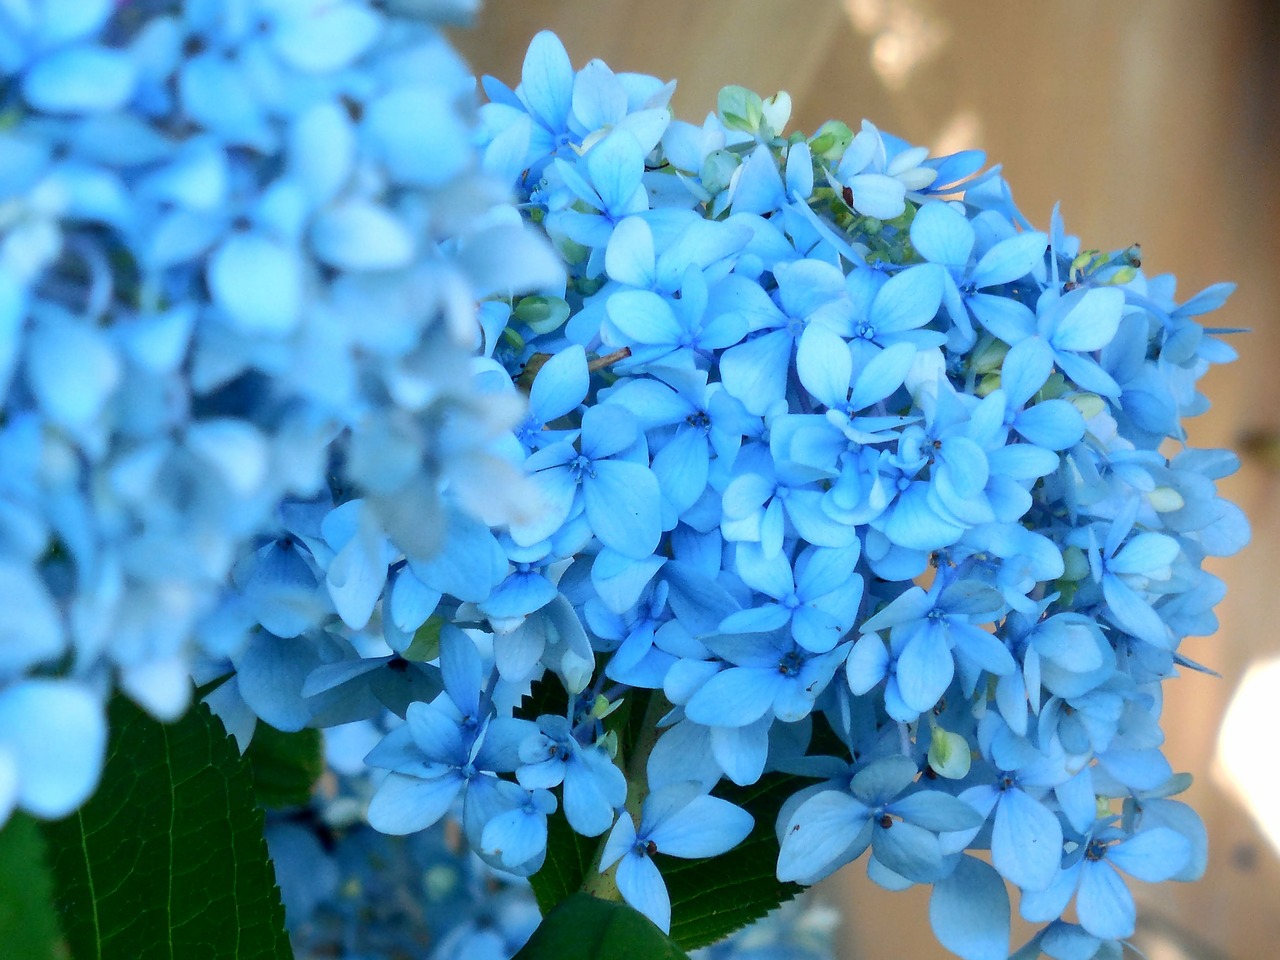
[[843, 0, 949, 89], [1216, 656, 1280, 856]]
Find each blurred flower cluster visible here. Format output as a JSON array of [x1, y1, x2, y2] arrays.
[[0, 0, 560, 824]]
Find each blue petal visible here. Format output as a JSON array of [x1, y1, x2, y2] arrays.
[[1015, 400, 1085, 450], [616, 850, 672, 932], [584, 460, 661, 559], [872, 263, 943, 332], [26, 316, 120, 430], [849, 341, 916, 410], [23, 44, 136, 113], [721, 330, 791, 414], [890, 792, 985, 832], [777, 789, 870, 883], [1000, 336, 1056, 407], [1108, 533, 1179, 576], [929, 855, 1011, 960], [605, 217, 656, 287], [732, 146, 785, 215], [871, 817, 946, 882], [564, 747, 625, 837], [481, 802, 548, 868], [606, 289, 682, 344], [910, 201, 975, 268], [208, 232, 303, 335], [366, 771, 462, 835], [684, 667, 778, 727], [992, 788, 1062, 891], [880, 484, 966, 553], [599, 812, 637, 870], [846, 634, 890, 694], [796, 324, 852, 408], [365, 86, 471, 188], [967, 293, 1036, 344], [970, 231, 1047, 289], [531, 345, 589, 423], [847, 173, 906, 220], [720, 605, 792, 634], [520, 31, 574, 134], [1101, 574, 1172, 648], [585, 130, 645, 215], [440, 626, 484, 716], [311, 201, 414, 271], [1045, 287, 1124, 353], [1076, 861, 1135, 940], [0, 680, 105, 818], [648, 794, 753, 858], [572, 58, 628, 131], [895, 627, 954, 715], [271, 4, 380, 72], [1106, 827, 1190, 882]]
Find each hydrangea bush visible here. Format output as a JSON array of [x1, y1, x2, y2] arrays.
[[0, 4, 1248, 960]]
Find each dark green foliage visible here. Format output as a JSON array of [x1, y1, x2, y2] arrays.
[[244, 725, 324, 809], [0, 813, 69, 960], [513, 893, 690, 960], [40, 695, 293, 960]]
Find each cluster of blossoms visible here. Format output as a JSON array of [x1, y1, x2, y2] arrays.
[[1, 3, 1249, 958], [326, 31, 1237, 957], [265, 725, 838, 959], [0, 0, 559, 823]]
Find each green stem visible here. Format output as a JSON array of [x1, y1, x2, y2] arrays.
[[580, 689, 670, 900]]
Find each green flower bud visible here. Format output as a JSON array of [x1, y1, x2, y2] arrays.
[[717, 85, 765, 134], [927, 724, 972, 780]]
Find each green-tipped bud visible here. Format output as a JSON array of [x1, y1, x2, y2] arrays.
[[717, 85, 765, 134], [761, 91, 792, 139], [700, 148, 741, 195], [928, 725, 972, 780], [1036, 372, 1069, 401], [500, 326, 527, 355], [1069, 392, 1106, 420], [514, 295, 571, 335], [591, 694, 624, 719], [972, 337, 1010, 374], [1061, 545, 1089, 581], [1106, 265, 1138, 286], [1149, 486, 1186, 513], [599, 729, 619, 759], [809, 120, 853, 161], [402, 615, 445, 662]]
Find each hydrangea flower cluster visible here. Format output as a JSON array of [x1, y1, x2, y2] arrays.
[[0, 0, 562, 825], [300, 31, 1237, 957]]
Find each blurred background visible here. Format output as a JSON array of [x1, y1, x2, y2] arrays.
[[452, 2, 1279, 957]]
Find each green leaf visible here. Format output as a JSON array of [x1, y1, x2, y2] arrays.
[[513, 893, 690, 960], [40, 695, 293, 960], [0, 813, 70, 960], [658, 773, 815, 950], [244, 725, 323, 809]]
